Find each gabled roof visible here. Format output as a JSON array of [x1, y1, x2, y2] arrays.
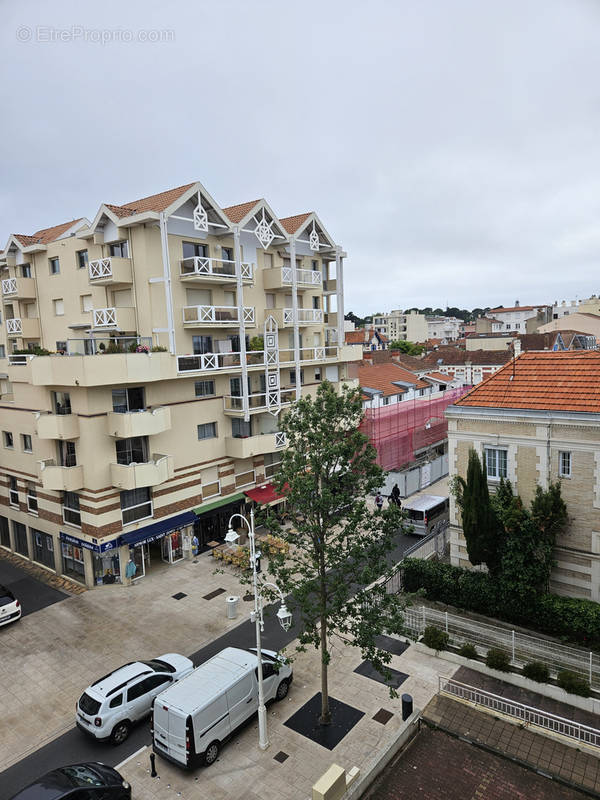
[[280, 211, 336, 249], [358, 363, 429, 397], [489, 304, 549, 314], [279, 213, 312, 234], [3, 219, 87, 255], [222, 198, 288, 242], [345, 330, 366, 345], [222, 200, 262, 224], [454, 351, 600, 413], [422, 348, 512, 367], [424, 371, 453, 383], [107, 182, 197, 218], [391, 352, 426, 371]]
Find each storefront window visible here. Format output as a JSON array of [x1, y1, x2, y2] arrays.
[[32, 529, 55, 570], [13, 521, 28, 557], [61, 542, 85, 581], [161, 529, 184, 563], [93, 551, 121, 585]]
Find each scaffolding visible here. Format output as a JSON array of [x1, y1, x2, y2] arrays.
[[361, 387, 470, 471]]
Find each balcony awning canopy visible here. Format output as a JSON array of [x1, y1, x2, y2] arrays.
[[244, 482, 288, 507], [119, 510, 197, 547]]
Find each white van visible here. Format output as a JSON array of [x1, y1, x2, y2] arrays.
[[152, 646, 292, 768], [403, 494, 449, 536]]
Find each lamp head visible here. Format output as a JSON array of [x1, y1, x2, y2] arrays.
[[224, 527, 239, 544], [276, 603, 292, 631]]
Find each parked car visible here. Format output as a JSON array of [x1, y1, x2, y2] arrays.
[[0, 584, 21, 627], [76, 653, 194, 745], [402, 494, 449, 536], [153, 646, 292, 768], [9, 761, 131, 799]]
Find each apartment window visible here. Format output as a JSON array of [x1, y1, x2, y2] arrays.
[[56, 341, 67, 354], [121, 487, 152, 525], [80, 294, 93, 312], [0, 345, 5, 359], [63, 492, 81, 527], [290, 369, 304, 386], [232, 418, 252, 438], [265, 293, 275, 309], [21, 434, 32, 453], [264, 452, 282, 479], [58, 440, 77, 467], [115, 437, 148, 465], [0, 516, 9, 548], [33, 530, 55, 570], [13, 521, 28, 557], [109, 240, 129, 258], [49, 257, 60, 275], [77, 250, 89, 269], [221, 247, 233, 262], [312, 260, 319, 271], [3, 431, 13, 449], [53, 299, 64, 316], [194, 380, 215, 397], [182, 241, 208, 259], [192, 335, 213, 355], [52, 391, 71, 415], [112, 387, 145, 413], [315, 368, 321, 381], [515, 323, 520, 329], [559, 451, 571, 478], [312, 296, 320, 310], [21, 264, 31, 278], [9, 476, 18, 506], [27, 483, 38, 513], [197, 422, 217, 440], [485, 447, 507, 479]]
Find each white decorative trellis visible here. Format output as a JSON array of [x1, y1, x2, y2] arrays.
[[254, 209, 275, 249], [264, 315, 281, 416], [193, 193, 208, 232], [309, 222, 320, 251]]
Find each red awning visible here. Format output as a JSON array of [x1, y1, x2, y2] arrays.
[[244, 482, 288, 506]]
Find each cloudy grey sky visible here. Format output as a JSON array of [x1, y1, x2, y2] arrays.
[[1, 0, 600, 314]]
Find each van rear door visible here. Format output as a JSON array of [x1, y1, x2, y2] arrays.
[[154, 701, 188, 766]]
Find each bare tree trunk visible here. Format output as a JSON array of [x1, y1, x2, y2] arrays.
[[319, 612, 330, 724]]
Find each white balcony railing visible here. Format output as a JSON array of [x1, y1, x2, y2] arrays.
[[223, 389, 296, 413], [2, 278, 17, 295], [275, 431, 286, 448], [89, 258, 113, 279], [283, 308, 323, 325], [176, 345, 339, 373], [182, 305, 255, 325], [282, 267, 322, 286], [6, 318, 23, 335], [180, 257, 253, 281], [92, 308, 117, 327]]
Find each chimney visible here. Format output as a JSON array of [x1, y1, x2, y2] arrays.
[[514, 339, 522, 357], [515, 299, 520, 307]]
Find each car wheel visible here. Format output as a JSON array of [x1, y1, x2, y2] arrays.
[[204, 740, 220, 765], [110, 720, 131, 745], [276, 679, 289, 700]]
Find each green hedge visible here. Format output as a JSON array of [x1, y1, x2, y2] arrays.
[[402, 558, 600, 651]]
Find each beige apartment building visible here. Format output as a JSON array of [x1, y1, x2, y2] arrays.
[[372, 310, 427, 343], [0, 181, 359, 588], [446, 351, 600, 601]]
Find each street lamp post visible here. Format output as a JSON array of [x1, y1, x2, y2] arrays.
[[225, 507, 291, 752]]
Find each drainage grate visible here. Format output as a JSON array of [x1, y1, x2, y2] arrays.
[[273, 751, 289, 763], [172, 592, 187, 600], [373, 708, 394, 725], [203, 587, 226, 601]]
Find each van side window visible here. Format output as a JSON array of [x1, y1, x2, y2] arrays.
[[109, 693, 123, 708]]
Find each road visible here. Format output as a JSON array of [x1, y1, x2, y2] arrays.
[[0, 530, 418, 799], [0, 560, 67, 618]]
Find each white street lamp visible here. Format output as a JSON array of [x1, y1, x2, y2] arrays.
[[226, 507, 291, 751]]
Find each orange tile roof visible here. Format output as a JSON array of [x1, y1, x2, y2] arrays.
[[490, 304, 548, 314], [222, 200, 262, 224], [279, 213, 311, 233], [14, 219, 85, 246], [345, 330, 366, 344], [455, 351, 600, 413], [358, 363, 429, 397], [425, 371, 452, 382], [107, 182, 196, 218]]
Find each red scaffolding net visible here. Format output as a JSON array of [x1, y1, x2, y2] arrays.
[[360, 387, 471, 470]]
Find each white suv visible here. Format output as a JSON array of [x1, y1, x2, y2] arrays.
[[76, 653, 194, 744], [0, 584, 21, 627]]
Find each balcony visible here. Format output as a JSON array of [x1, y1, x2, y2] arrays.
[[177, 349, 265, 373], [106, 407, 171, 438], [37, 459, 84, 491], [88, 257, 132, 285], [270, 308, 323, 327], [324, 312, 338, 327], [110, 453, 174, 490], [179, 257, 253, 284], [278, 346, 339, 365], [182, 305, 255, 327], [223, 389, 296, 416], [6, 317, 40, 338], [263, 267, 322, 292], [322, 278, 337, 294], [35, 412, 80, 440], [92, 307, 136, 331], [2, 277, 36, 300], [225, 431, 286, 459]]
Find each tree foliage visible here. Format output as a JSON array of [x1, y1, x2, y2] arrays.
[[389, 340, 424, 355], [264, 381, 407, 724]]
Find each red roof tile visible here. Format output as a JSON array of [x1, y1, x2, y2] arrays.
[[358, 363, 429, 397], [279, 213, 311, 234], [222, 200, 262, 224], [489, 304, 548, 314], [455, 351, 600, 413], [107, 182, 196, 218], [14, 219, 85, 246], [345, 330, 366, 344]]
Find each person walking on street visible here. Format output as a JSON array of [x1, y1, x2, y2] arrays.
[[375, 492, 384, 512], [390, 483, 402, 509]]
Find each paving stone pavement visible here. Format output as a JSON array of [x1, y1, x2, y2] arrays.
[[423, 693, 600, 795]]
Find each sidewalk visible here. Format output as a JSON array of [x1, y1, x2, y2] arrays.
[[117, 642, 459, 799]]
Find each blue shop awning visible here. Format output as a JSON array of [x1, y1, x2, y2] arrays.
[[119, 511, 197, 547]]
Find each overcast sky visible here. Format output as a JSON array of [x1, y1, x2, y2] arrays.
[[1, 0, 600, 315]]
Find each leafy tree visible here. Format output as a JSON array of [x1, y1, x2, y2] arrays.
[[249, 335, 264, 351], [264, 381, 407, 725], [344, 311, 367, 328], [451, 450, 501, 575], [389, 340, 424, 356]]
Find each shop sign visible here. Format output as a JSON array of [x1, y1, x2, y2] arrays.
[[60, 532, 116, 554]]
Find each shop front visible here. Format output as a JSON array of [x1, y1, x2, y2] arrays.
[[118, 511, 197, 581], [59, 532, 120, 587], [243, 483, 288, 519], [192, 493, 247, 551]]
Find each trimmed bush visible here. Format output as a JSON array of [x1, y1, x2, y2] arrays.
[[485, 648, 511, 672], [422, 625, 450, 652], [522, 661, 550, 683], [458, 643, 478, 660], [557, 670, 591, 698]]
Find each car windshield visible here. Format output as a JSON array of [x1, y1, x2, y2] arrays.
[[59, 764, 104, 787], [142, 658, 175, 673], [0, 593, 14, 606], [78, 692, 101, 715]]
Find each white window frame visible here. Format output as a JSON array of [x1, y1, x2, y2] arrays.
[[197, 422, 217, 440], [63, 492, 82, 527], [9, 476, 18, 507], [485, 447, 508, 480], [202, 478, 221, 500], [559, 451, 571, 478], [21, 434, 32, 453], [49, 257, 60, 275], [194, 380, 215, 398], [3, 431, 13, 449], [120, 488, 153, 526], [27, 483, 38, 514]]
